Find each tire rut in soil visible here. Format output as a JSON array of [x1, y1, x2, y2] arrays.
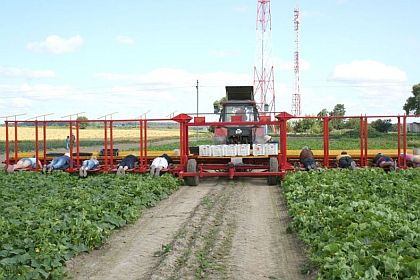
[[228, 178, 312, 280], [147, 179, 239, 280]]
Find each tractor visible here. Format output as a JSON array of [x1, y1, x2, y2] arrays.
[[213, 86, 265, 145]]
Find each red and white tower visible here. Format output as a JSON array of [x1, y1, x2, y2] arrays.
[[254, 0, 275, 114], [291, 7, 301, 116]]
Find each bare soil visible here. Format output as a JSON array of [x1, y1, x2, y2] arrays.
[[66, 178, 313, 280]]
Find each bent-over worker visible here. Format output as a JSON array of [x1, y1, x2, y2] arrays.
[[79, 156, 100, 178], [299, 146, 316, 171], [336, 151, 356, 169], [149, 153, 173, 177], [7, 157, 42, 173], [117, 154, 138, 175]]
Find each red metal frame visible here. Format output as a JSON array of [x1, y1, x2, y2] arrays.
[[3, 114, 418, 179]]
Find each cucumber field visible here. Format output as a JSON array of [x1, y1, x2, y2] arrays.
[[1, 169, 419, 279]]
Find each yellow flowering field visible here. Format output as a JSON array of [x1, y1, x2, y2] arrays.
[[0, 127, 180, 141]]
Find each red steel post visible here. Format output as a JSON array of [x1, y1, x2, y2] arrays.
[[179, 122, 185, 166], [364, 117, 368, 167], [359, 117, 364, 166], [104, 120, 108, 171], [144, 120, 148, 164], [14, 121, 18, 161], [110, 120, 113, 168], [279, 119, 288, 170], [69, 121, 73, 171], [5, 121, 9, 167], [43, 121, 47, 166], [403, 115, 407, 169], [184, 122, 189, 160], [323, 117, 330, 167], [35, 120, 39, 171], [397, 116, 401, 168], [139, 120, 144, 167], [76, 121, 80, 168]]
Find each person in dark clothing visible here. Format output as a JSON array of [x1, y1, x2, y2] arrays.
[[299, 146, 316, 171], [117, 154, 138, 175], [336, 151, 356, 169], [372, 153, 395, 171]]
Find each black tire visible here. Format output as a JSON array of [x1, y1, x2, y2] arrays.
[[185, 159, 199, 186], [267, 157, 279, 185]]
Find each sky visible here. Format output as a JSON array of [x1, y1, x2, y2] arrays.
[[0, 0, 419, 121]]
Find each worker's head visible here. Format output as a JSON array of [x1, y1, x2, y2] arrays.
[[302, 146, 309, 150], [91, 156, 97, 160], [341, 151, 347, 155], [373, 153, 382, 163], [64, 153, 70, 157], [264, 135, 272, 143]]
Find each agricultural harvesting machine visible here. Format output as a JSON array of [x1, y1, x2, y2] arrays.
[[213, 86, 265, 145], [2, 86, 418, 186]]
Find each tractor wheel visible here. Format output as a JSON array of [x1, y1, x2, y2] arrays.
[[185, 159, 199, 186], [267, 157, 279, 185]]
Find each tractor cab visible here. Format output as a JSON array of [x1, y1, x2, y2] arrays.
[[214, 86, 264, 144]]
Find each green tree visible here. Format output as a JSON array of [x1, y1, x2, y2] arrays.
[[330, 104, 346, 130], [403, 83, 420, 115], [371, 119, 393, 133], [213, 96, 227, 113], [77, 116, 89, 129], [293, 117, 320, 133], [344, 118, 360, 130], [317, 108, 329, 117]]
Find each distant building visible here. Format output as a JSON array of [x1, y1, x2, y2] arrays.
[[407, 122, 420, 133]]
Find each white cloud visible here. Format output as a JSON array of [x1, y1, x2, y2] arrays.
[[209, 49, 240, 58], [115, 35, 135, 45], [93, 68, 251, 118], [12, 97, 32, 108], [95, 68, 250, 86], [27, 35, 84, 54], [0, 66, 55, 79], [0, 84, 73, 100], [331, 60, 407, 83]]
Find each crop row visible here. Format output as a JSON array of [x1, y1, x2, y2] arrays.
[[283, 168, 419, 279], [0, 172, 180, 279]]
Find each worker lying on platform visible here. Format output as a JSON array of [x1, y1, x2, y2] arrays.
[[149, 154, 173, 177], [299, 146, 317, 171], [264, 135, 278, 144], [43, 153, 71, 173], [117, 154, 138, 175], [6, 157, 43, 173], [399, 153, 420, 168], [336, 151, 356, 169], [372, 153, 395, 171], [79, 156, 100, 178]]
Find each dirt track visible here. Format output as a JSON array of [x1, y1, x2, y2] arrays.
[[66, 178, 312, 280]]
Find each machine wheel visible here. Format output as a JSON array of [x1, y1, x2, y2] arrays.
[[267, 157, 279, 185], [185, 159, 199, 186]]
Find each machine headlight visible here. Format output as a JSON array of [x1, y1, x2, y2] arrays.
[[235, 128, 242, 135]]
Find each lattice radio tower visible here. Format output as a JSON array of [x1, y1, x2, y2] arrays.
[[254, 0, 275, 114], [291, 7, 301, 116]]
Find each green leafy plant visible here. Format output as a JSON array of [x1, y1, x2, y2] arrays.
[[0, 172, 180, 279], [282, 169, 420, 279]]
